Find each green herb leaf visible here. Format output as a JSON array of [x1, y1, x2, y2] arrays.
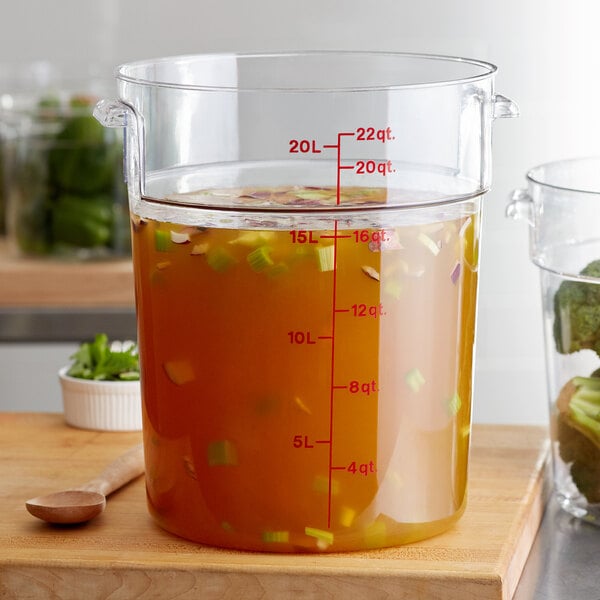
[[67, 334, 140, 381]]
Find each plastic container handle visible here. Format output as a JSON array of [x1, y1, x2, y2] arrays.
[[493, 94, 519, 119], [506, 188, 533, 225], [94, 99, 144, 196], [93, 99, 130, 128]]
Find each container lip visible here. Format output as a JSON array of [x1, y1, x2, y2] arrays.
[[115, 51, 498, 93], [526, 157, 600, 196]]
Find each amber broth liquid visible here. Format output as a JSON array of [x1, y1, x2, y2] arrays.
[[132, 187, 478, 552]]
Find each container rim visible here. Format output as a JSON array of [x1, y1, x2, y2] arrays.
[[526, 157, 600, 196], [115, 51, 498, 93]]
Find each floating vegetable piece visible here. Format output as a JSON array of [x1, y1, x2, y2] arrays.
[[229, 231, 275, 247], [154, 230, 170, 252], [247, 245, 274, 272], [384, 280, 402, 300], [156, 261, 171, 270], [191, 242, 209, 255], [221, 521, 235, 532], [305, 526, 334, 547], [295, 189, 331, 201], [313, 475, 340, 496], [206, 247, 237, 272], [170, 230, 190, 244], [293, 396, 312, 415], [405, 368, 425, 392], [447, 392, 462, 416], [361, 265, 380, 281], [163, 360, 196, 385], [450, 261, 461, 284], [417, 232, 441, 256], [207, 440, 238, 466], [315, 245, 335, 272], [339, 506, 356, 528], [261, 530, 290, 543]]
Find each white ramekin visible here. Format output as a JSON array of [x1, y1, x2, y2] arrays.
[[58, 366, 142, 431]]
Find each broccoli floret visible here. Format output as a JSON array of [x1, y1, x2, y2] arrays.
[[553, 259, 600, 355]]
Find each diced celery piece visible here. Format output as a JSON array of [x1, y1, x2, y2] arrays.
[[305, 526, 334, 546], [247, 245, 274, 272], [206, 247, 237, 272], [154, 229, 170, 252], [447, 392, 462, 416], [339, 506, 356, 528], [405, 368, 425, 392], [315, 245, 335, 272], [207, 440, 238, 466], [384, 280, 402, 299], [261, 530, 290, 543], [221, 521, 234, 532]]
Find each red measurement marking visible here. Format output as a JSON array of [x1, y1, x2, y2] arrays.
[[332, 385, 348, 390], [319, 234, 352, 240], [334, 308, 350, 313], [331, 466, 346, 471], [335, 132, 355, 205], [317, 335, 333, 340], [315, 439, 331, 444], [326, 220, 341, 528]]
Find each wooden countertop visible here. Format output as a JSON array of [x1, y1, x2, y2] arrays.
[[0, 414, 549, 600], [0, 240, 134, 307]]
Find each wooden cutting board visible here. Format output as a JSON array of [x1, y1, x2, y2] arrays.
[[0, 413, 549, 600], [0, 241, 134, 307]]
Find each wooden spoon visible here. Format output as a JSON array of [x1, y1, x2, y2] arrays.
[[25, 443, 145, 524]]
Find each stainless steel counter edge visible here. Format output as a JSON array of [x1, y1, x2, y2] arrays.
[[514, 494, 600, 600]]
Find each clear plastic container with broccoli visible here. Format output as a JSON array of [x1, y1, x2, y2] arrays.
[[546, 260, 600, 518], [2, 91, 129, 259], [509, 158, 600, 524]]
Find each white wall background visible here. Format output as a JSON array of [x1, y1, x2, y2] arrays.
[[1, 0, 600, 424]]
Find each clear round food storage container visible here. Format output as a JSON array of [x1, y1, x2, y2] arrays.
[[508, 157, 600, 524], [95, 51, 517, 552], [1, 83, 129, 260]]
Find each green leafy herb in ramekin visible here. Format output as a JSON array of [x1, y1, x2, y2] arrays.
[[67, 333, 139, 381]]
